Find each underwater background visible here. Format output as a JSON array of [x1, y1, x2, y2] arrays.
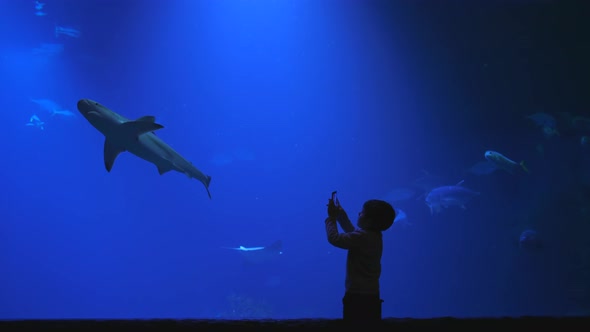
[[1, 0, 589, 319]]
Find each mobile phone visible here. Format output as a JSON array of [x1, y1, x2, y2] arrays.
[[331, 191, 340, 207]]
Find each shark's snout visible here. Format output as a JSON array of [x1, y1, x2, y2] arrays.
[[76, 99, 106, 124], [77, 99, 90, 112], [77, 99, 103, 118]]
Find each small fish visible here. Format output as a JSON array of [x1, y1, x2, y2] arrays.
[[526, 112, 556, 128], [222, 240, 283, 265], [25, 114, 45, 130], [55, 25, 81, 38], [541, 125, 559, 138], [484, 150, 529, 174], [526, 112, 559, 138], [425, 180, 480, 215]]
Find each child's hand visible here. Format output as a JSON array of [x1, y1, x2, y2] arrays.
[[327, 199, 340, 218]]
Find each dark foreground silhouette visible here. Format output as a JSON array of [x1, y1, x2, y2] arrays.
[[1, 317, 589, 331]]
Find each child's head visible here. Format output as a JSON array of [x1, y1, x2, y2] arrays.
[[357, 199, 396, 232]]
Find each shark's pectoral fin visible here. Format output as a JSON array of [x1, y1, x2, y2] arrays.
[[157, 165, 173, 175], [120, 120, 164, 138], [104, 139, 125, 172], [136, 115, 156, 123]]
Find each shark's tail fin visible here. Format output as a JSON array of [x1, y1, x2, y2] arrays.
[[204, 175, 212, 199]]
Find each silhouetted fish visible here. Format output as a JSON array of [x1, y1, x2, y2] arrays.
[[425, 180, 480, 215], [222, 240, 283, 265]]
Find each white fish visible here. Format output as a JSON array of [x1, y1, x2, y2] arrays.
[[526, 113, 559, 138], [484, 150, 529, 174], [526, 112, 556, 128], [469, 151, 529, 175], [55, 25, 81, 38], [25, 114, 45, 130], [425, 180, 480, 215], [222, 240, 283, 265]]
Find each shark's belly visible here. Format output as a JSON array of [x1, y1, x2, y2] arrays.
[[126, 141, 177, 171], [124, 134, 209, 185]]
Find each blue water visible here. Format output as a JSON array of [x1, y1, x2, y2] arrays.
[[1, 0, 589, 319]]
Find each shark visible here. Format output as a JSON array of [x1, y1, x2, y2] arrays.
[[31, 98, 76, 118], [223, 240, 283, 265], [424, 180, 480, 215], [76, 98, 212, 198]]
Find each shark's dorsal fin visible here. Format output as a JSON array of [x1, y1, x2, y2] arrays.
[[136, 115, 156, 123], [135, 116, 159, 136], [120, 120, 164, 137], [104, 139, 125, 172]]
